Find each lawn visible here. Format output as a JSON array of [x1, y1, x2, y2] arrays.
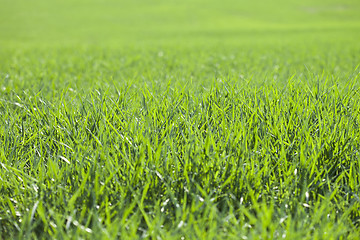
[[1, 0, 360, 239]]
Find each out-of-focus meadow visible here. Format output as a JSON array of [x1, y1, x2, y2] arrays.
[[1, 0, 360, 48]]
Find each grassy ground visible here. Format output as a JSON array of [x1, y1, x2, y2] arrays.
[[1, 0, 360, 239]]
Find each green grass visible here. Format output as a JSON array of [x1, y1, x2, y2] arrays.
[[1, 0, 360, 239]]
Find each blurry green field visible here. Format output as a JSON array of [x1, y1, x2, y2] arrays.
[[1, 0, 360, 239], [1, 0, 360, 48]]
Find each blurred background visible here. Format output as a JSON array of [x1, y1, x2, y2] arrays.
[[1, 0, 360, 48]]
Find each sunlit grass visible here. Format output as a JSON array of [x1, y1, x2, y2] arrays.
[[1, 0, 360, 239], [1, 47, 360, 239]]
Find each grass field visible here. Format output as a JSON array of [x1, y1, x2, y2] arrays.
[[1, 0, 360, 239]]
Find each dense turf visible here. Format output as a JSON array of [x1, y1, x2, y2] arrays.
[[1, 0, 360, 239]]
